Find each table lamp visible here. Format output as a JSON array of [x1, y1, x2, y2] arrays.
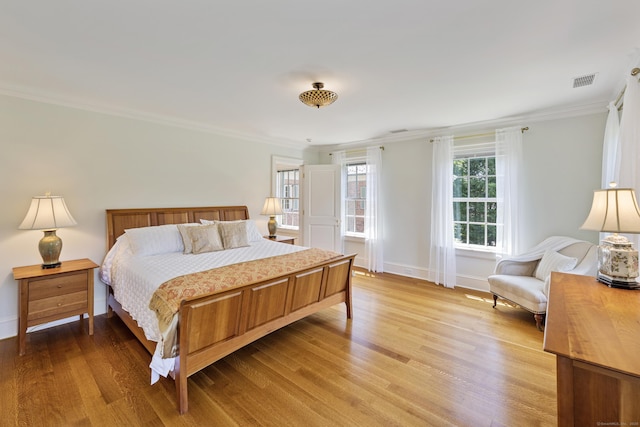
[[260, 197, 283, 238], [18, 194, 77, 268], [580, 184, 640, 289]]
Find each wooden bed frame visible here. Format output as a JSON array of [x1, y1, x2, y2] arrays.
[[104, 206, 355, 414]]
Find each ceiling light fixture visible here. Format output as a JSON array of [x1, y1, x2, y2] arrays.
[[299, 82, 338, 108]]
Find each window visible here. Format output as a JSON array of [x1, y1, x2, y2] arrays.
[[276, 168, 299, 228], [345, 161, 367, 235], [272, 156, 302, 230], [453, 155, 497, 248]]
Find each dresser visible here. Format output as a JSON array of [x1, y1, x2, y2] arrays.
[[13, 258, 98, 355], [543, 272, 640, 426]]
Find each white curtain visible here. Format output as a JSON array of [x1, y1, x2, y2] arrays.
[[616, 73, 640, 249], [601, 102, 620, 189], [331, 151, 346, 252], [364, 147, 384, 272], [428, 136, 456, 288], [495, 126, 523, 258]]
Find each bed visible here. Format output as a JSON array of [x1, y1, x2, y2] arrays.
[[101, 206, 355, 414]]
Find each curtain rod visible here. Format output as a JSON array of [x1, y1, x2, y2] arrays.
[[615, 67, 640, 111], [329, 146, 384, 156], [429, 127, 529, 143]]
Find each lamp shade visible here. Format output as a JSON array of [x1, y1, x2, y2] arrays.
[[19, 195, 77, 230], [580, 187, 640, 233], [260, 197, 283, 216]]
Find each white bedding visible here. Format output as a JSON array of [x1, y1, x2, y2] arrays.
[[99, 234, 305, 382]]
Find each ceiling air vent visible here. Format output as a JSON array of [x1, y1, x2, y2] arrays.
[[573, 73, 597, 88]]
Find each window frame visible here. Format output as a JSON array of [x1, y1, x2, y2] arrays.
[[452, 142, 498, 252], [344, 159, 367, 238], [271, 156, 303, 231]]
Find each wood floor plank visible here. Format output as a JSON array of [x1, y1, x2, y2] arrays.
[[0, 269, 557, 426]]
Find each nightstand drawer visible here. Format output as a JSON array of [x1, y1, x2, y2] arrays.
[[27, 291, 88, 324], [28, 271, 88, 301]]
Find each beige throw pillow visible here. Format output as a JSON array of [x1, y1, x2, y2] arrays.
[[187, 223, 224, 254], [218, 221, 249, 249], [177, 223, 201, 254], [200, 219, 263, 242]]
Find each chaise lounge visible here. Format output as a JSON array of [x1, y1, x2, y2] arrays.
[[488, 236, 598, 330]]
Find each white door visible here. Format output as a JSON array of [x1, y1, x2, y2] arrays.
[[299, 164, 342, 251]]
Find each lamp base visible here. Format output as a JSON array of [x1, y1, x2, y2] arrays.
[[39, 230, 62, 269], [597, 272, 640, 289], [42, 262, 62, 269], [596, 234, 640, 289], [267, 215, 278, 238]]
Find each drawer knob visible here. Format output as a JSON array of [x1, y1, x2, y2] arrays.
[[57, 303, 62, 306], [57, 285, 63, 288]]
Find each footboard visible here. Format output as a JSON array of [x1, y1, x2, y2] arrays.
[[174, 254, 355, 414]]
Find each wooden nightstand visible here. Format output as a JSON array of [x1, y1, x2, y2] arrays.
[[264, 235, 295, 245], [12, 258, 99, 355]]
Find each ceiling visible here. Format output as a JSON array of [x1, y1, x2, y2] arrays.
[[1, 1, 640, 146]]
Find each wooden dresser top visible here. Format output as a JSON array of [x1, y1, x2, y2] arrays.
[[543, 272, 640, 378]]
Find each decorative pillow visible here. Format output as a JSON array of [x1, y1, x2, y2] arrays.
[[535, 249, 578, 281], [176, 223, 202, 254], [187, 223, 224, 254], [124, 224, 183, 256], [217, 221, 250, 249], [200, 219, 263, 242]]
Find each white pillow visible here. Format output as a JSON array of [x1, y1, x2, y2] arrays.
[[200, 219, 263, 242], [535, 249, 578, 281], [99, 234, 132, 285], [124, 224, 184, 256]]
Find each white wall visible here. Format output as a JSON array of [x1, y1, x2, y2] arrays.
[[324, 113, 606, 291], [0, 93, 607, 341], [0, 94, 314, 340]]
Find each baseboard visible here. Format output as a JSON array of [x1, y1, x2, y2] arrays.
[[0, 316, 16, 342], [381, 262, 490, 292], [383, 261, 430, 281], [453, 274, 490, 292]]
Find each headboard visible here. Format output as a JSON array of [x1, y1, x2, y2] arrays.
[[106, 206, 250, 249]]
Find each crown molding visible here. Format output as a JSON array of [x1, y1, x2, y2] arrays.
[[319, 99, 608, 153], [1, 83, 607, 153], [0, 84, 308, 150]]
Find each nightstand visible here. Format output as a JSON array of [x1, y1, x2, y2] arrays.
[[264, 235, 295, 245], [12, 258, 99, 355]]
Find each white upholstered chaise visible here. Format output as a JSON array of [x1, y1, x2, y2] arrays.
[[488, 236, 597, 330]]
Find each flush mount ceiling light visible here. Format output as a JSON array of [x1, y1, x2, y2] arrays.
[[299, 82, 338, 108]]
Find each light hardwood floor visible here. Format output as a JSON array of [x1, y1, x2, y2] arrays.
[[0, 270, 557, 426]]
